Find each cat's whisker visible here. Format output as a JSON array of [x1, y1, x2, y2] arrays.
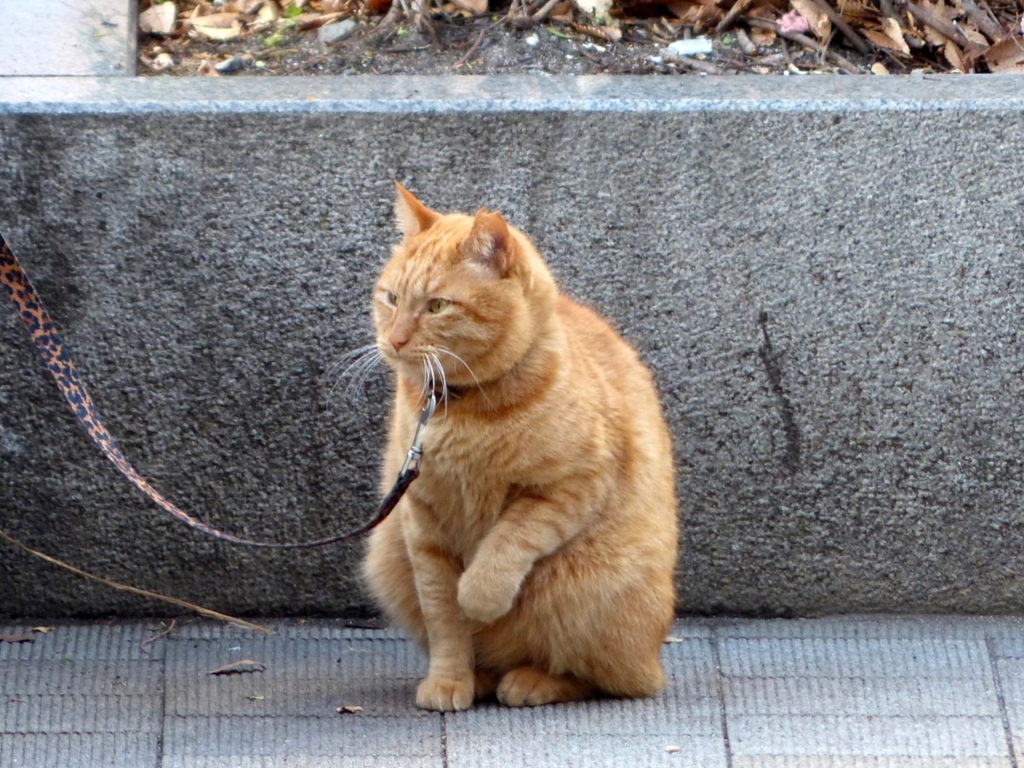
[[324, 343, 379, 379], [326, 345, 384, 406], [428, 351, 449, 417], [435, 353, 450, 415], [435, 346, 492, 406], [434, 347, 482, 389], [350, 348, 384, 397], [421, 356, 433, 403]]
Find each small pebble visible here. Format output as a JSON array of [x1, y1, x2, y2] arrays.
[[318, 19, 358, 44], [525, 33, 540, 47], [214, 56, 246, 74]]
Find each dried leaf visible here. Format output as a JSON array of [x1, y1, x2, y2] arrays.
[[748, 3, 777, 19], [208, 659, 266, 675], [441, 2, 477, 15], [882, 16, 911, 53], [692, 3, 723, 30], [601, 24, 623, 41], [196, 59, 221, 75], [838, 0, 878, 22], [191, 12, 244, 40], [32, 626, 53, 634], [870, 61, 891, 73], [790, 0, 831, 38], [984, 35, 1024, 72], [139, 2, 178, 35], [573, 0, 612, 20], [943, 39, 965, 70], [666, 0, 698, 20], [336, 704, 364, 714], [863, 27, 904, 51], [251, 2, 280, 30], [0, 634, 34, 644], [961, 22, 987, 45], [917, 0, 955, 46], [451, 0, 488, 12], [749, 26, 776, 45]]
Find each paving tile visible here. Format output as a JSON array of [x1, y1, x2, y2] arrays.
[[161, 623, 441, 766], [0, 733, 159, 768], [0, 622, 166, 661], [718, 621, 1010, 763], [722, 675, 1000, 717], [716, 617, 999, 642], [0, 628, 163, 768], [446, 704, 727, 768], [991, 657, 1024, 759], [717, 636, 991, 679], [160, 714, 442, 768], [727, 715, 1008, 758], [164, 629, 427, 717], [982, 619, 1024, 659], [731, 757, 1013, 767], [447, 636, 725, 768], [0, 0, 132, 76]]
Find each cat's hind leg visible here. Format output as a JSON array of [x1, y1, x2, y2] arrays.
[[496, 667, 592, 707]]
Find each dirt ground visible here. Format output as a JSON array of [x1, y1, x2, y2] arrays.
[[140, 15, 865, 76], [137, 0, 1023, 77]]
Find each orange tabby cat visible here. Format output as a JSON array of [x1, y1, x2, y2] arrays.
[[362, 183, 679, 711]]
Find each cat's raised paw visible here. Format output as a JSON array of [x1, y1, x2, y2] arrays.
[[416, 675, 474, 711], [457, 567, 519, 623], [496, 667, 591, 707]]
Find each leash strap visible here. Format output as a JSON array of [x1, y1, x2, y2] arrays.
[[0, 231, 419, 549]]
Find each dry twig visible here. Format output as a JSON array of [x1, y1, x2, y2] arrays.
[[716, 0, 755, 35], [141, 619, 176, 653], [745, 17, 861, 73], [455, 24, 489, 67], [807, 0, 873, 54], [346, 0, 403, 49], [0, 530, 268, 634], [735, 27, 758, 54], [532, 0, 562, 22], [958, 0, 1005, 41], [897, 0, 978, 51]]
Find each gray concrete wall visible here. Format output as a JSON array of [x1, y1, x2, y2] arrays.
[[1, 76, 1023, 619]]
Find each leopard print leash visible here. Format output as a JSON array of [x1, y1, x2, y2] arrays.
[[0, 231, 426, 548]]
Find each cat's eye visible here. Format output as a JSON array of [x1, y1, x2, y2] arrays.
[[427, 298, 451, 314], [384, 291, 398, 306]]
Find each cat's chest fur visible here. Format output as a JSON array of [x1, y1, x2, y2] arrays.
[[406, 405, 581, 560], [410, 415, 524, 553]]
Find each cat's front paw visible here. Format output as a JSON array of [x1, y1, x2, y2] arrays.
[[457, 567, 519, 623], [416, 674, 474, 711]]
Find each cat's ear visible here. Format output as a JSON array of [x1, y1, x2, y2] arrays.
[[463, 208, 513, 278], [394, 181, 439, 238]]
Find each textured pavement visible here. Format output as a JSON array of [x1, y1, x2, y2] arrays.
[[3, 616, 1024, 766]]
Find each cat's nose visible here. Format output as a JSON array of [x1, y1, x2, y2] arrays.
[[388, 333, 409, 353]]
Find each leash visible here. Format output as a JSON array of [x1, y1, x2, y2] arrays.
[[0, 230, 432, 548]]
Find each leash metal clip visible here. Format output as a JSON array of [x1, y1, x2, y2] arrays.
[[401, 392, 437, 475]]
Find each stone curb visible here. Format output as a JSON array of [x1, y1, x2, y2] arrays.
[[1, 74, 1022, 618]]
